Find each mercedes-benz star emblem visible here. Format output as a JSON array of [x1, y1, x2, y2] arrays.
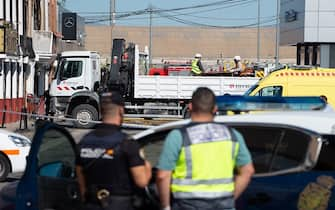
[[64, 17, 74, 28]]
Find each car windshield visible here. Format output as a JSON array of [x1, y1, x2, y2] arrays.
[[244, 84, 258, 96]]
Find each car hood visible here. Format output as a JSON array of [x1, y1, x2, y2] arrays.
[[0, 129, 31, 142]]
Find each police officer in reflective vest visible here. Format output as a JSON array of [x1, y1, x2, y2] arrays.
[[156, 87, 254, 210], [76, 91, 152, 210], [191, 53, 204, 75]]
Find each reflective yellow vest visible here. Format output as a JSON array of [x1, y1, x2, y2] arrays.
[[171, 123, 239, 199], [191, 59, 202, 75]]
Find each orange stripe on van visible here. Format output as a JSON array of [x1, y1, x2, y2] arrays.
[[2, 150, 20, 155]]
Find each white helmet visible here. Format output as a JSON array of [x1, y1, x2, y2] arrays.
[[234, 55, 241, 61], [195, 53, 202, 58]]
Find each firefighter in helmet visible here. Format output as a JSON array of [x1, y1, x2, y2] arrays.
[[191, 53, 205, 76]]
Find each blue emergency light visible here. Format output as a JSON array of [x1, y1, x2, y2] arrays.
[[216, 95, 326, 112]]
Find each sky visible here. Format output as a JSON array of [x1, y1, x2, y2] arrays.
[[64, 0, 278, 27]]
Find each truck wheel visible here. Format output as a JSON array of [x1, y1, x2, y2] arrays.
[[72, 104, 98, 129], [0, 154, 10, 182]]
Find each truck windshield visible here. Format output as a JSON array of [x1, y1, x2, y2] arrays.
[[58, 59, 83, 79]]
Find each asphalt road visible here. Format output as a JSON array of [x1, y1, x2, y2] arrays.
[[0, 127, 142, 190]]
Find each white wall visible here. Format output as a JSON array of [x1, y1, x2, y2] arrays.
[[26, 62, 35, 95], [12, 0, 17, 29], [18, 0, 23, 35], [5, 0, 10, 22], [0, 0, 4, 19], [18, 62, 23, 98], [12, 63, 17, 99], [5, 64, 11, 99], [0, 63, 3, 100]]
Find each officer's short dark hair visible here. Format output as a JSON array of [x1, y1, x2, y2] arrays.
[[191, 87, 216, 114], [100, 91, 125, 117]]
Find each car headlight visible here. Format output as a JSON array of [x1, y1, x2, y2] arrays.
[[8, 135, 31, 147]]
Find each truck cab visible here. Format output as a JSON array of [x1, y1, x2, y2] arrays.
[[50, 51, 101, 96], [49, 51, 101, 128]]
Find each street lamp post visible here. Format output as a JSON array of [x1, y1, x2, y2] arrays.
[[257, 0, 260, 62], [149, 6, 153, 68], [275, 0, 280, 68], [110, 0, 115, 55]]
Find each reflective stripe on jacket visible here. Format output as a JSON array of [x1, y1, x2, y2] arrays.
[[191, 59, 202, 75], [171, 123, 239, 199]]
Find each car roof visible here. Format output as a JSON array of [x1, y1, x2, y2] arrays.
[[215, 111, 335, 134], [132, 111, 335, 140]]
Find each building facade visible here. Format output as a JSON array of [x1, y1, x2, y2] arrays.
[[280, 0, 335, 67], [0, 0, 84, 124]]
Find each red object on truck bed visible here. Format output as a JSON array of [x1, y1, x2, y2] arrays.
[[149, 61, 192, 76], [167, 66, 191, 76], [148, 68, 168, 75]]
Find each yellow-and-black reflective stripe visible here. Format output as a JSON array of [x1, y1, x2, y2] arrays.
[[256, 71, 264, 78]]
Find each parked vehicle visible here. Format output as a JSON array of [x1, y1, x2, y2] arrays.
[[0, 129, 31, 182], [135, 111, 335, 210], [215, 95, 328, 114], [49, 39, 259, 128], [245, 66, 335, 108], [2, 111, 335, 210]]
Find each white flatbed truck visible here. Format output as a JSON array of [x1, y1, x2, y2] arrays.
[[49, 39, 259, 128]]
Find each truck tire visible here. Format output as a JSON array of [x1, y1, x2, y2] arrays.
[[72, 104, 98, 129], [0, 154, 10, 182]]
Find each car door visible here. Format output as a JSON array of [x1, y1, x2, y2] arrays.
[[232, 124, 324, 210], [15, 121, 81, 210]]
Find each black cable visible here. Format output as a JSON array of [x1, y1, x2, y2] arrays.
[[79, 0, 257, 16], [157, 11, 277, 28]]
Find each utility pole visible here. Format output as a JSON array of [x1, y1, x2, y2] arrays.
[[149, 6, 153, 68], [110, 0, 116, 54], [275, 0, 280, 68], [257, 0, 260, 62]]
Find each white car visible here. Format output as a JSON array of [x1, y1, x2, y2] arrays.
[[0, 129, 31, 181]]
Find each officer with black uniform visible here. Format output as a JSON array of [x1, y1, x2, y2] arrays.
[[76, 91, 152, 210]]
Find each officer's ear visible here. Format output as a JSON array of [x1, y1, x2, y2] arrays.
[[212, 105, 218, 115], [119, 106, 124, 116], [188, 103, 193, 112]]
